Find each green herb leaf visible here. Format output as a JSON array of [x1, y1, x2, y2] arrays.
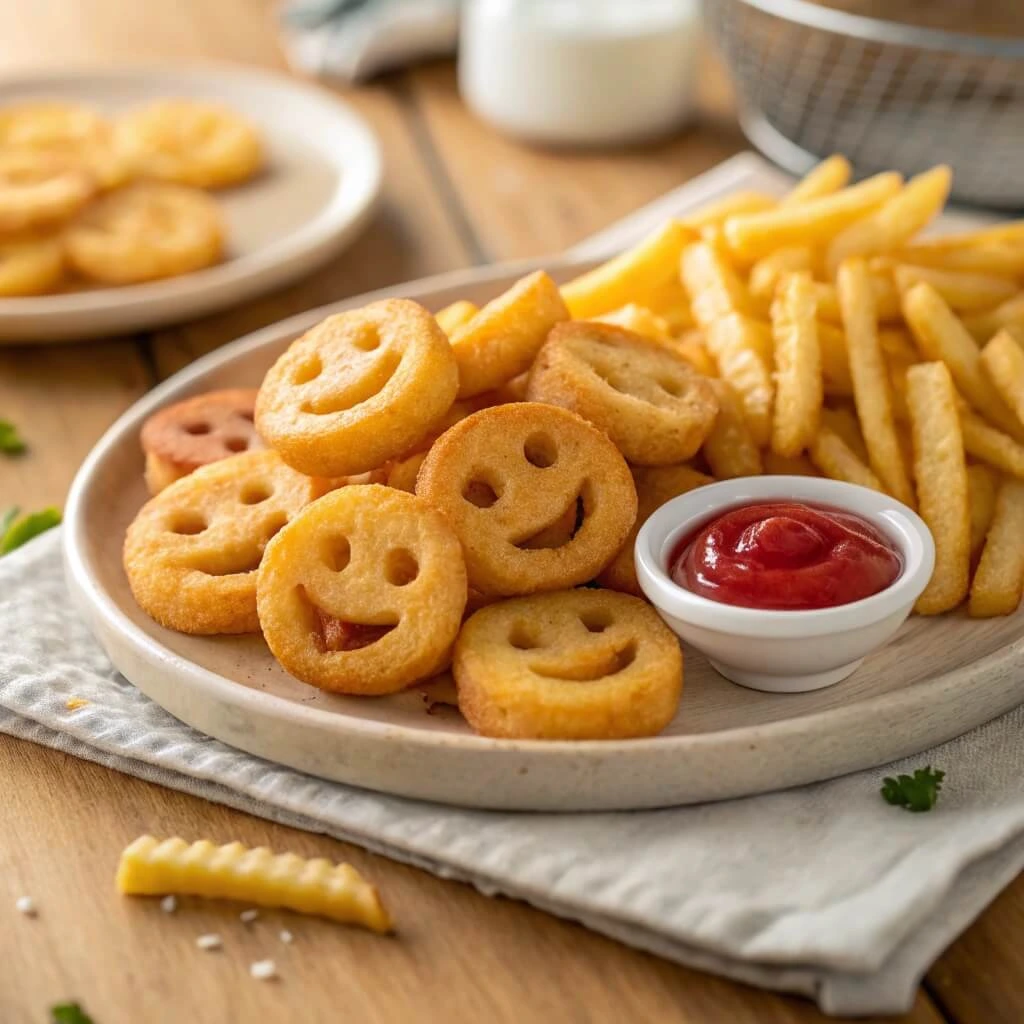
[[0, 418, 26, 455], [0, 506, 18, 536], [881, 766, 945, 812], [0, 506, 61, 555], [50, 1003, 96, 1024]]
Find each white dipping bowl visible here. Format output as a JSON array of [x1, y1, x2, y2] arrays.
[[634, 476, 935, 693]]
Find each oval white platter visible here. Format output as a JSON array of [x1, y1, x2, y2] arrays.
[[63, 155, 1024, 811], [0, 64, 381, 343]]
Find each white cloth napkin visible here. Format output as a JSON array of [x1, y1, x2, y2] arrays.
[[280, 0, 460, 82], [2, 531, 1023, 1017]]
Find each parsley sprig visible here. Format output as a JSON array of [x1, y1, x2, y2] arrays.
[[51, 1003, 96, 1024], [0, 418, 26, 455], [0, 506, 61, 555], [881, 767, 945, 812]]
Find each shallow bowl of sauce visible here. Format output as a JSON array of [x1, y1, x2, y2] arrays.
[[634, 476, 935, 693]]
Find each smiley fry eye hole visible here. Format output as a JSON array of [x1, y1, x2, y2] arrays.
[[508, 623, 541, 650], [264, 515, 288, 542], [323, 535, 351, 572], [184, 421, 211, 436], [659, 377, 683, 397], [385, 548, 419, 586], [579, 610, 612, 634], [169, 513, 207, 536], [293, 354, 322, 385], [351, 326, 381, 352], [463, 479, 499, 508], [523, 432, 557, 469], [239, 482, 273, 505], [224, 437, 249, 453], [237, 410, 255, 423]]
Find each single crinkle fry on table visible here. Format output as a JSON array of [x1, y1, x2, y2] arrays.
[[121, 157, 1024, 743], [0, 98, 264, 294]]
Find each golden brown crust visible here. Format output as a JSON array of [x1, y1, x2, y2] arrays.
[[454, 589, 683, 740], [527, 321, 719, 464], [416, 402, 637, 596], [256, 299, 459, 478], [123, 450, 323, 635], [256, 485, 467, 694]]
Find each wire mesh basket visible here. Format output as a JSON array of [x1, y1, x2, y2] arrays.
[[704, 0, 1024, 208]]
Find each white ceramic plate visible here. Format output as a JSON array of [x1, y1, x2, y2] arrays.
[[0, 64, 381, 343], [63, 155, 1024, 811]]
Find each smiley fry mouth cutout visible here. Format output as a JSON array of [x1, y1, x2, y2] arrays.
[[298, 587, 397, 653], [513, 494, 584, 551], [187, 549, 265, 577], [529, 641, 637, 681], [299, 352, 400, 416]]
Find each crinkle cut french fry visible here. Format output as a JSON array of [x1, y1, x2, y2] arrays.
[[703, 379, 762, 479], [838, 258, 915, 505], [821, 406, 868, 463], [962, 293, 1024, 344], [771, 272, 823, 456], [879, 327, 919, 364], [809, 426, 884, 491], [763, 450, 819, 476], [980, 329, 1024, 428], [899, 219, 1024, 252], [818, 322, 854, 396], [782, 155, 852, 206], [906, 362, 970, 614], [680, 239, 755, 328], [435, 300, 478, 336], [966, 463, 999, 558], [593, 303, 672, 342], [668, 332, 718, 378], [902, 282, 1024, 442], [705, 313, 774, 447], [561, 220, 693, 319], [960, 411, 1024, 479], [117, 835, 392, 933], [724, 172, 903, 260], [825, 166, 952, 277], [969, 477, 1024, 617], [892, 242, 1024, 277], [678, 190, 775, 230], [894, 264, 1017, 313], [814, 274, 901, 324], [749, 246, 815, 299]]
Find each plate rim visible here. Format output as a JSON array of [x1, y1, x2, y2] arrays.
[[63, 257, 1024, 763], [0, 61, 382, 333]]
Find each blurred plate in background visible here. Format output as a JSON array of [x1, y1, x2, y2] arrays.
[[0, 63, 381, 344]]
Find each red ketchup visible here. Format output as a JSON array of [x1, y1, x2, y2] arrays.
[[669, 501, 902, 611]]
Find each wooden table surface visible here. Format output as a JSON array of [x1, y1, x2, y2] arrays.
[[0, 3, 1021, 1022]]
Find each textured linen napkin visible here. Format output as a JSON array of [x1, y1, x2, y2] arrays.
[[280, 0, 460, 83], [2, 532, 1023, 1017]]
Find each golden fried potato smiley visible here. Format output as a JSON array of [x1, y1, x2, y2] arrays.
[[116, 99, 263, 189], [256, 300, 459, 478], [449, 271, 569, 398], [140, 389, 261, 495], [257, 485, 467, 695], [526, 321, 719, 465], [124, 450, 326, 635], [454, 589, 683, 740], [0, 149, 95, 232], [416, 403, 637, 596]]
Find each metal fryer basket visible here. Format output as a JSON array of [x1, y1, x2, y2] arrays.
[[704, 0, 1024, 208]]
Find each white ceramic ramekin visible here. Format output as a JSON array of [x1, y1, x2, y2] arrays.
[[634, 476, 936, 693]]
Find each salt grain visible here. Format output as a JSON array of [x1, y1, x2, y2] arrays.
[[239, 908, 259, 923], [250, 959, 277, 981], [196, 933, 222, 951], [15, 897, 36, 917]]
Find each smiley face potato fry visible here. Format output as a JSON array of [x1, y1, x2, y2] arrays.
[[416, 403, 637, 596], [256, 299, 459, 478], [140, 388, 261, 494], [527, 322, 718, 464], [124, 450, 326, 635], [454, 589, 683, 740], [257, 486, 467, 695]]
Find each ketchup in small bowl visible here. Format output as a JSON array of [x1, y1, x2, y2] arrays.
[[669, 501, 902, 611]]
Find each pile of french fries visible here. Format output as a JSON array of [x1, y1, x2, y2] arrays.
[[544, 156, 1024, 618]]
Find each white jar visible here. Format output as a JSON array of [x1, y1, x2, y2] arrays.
[[458, 0, 701, 146]]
